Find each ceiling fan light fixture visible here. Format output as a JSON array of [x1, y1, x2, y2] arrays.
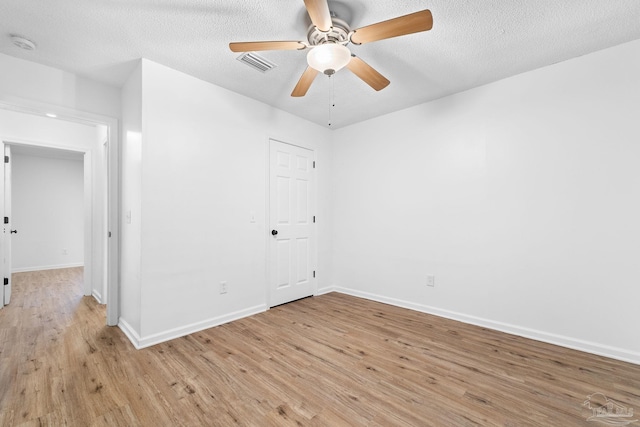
[[307, 43, 351, 75]]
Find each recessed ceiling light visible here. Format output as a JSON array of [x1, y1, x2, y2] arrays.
[[45, 113, 57, 118], [10, 35, 37, 51]]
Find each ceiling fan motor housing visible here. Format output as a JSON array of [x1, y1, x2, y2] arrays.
[[306, 17, 350, 47]]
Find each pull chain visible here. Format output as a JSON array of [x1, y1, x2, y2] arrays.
[[328, 74, 335, 127]]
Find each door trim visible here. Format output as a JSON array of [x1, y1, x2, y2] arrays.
[[1, 144, 12, 306]]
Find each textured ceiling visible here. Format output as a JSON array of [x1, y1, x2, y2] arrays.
[[1, 0, 639, 129]]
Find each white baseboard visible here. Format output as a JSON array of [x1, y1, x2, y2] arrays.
[[92, 290, 104, 304], [332, 286, 640, 366], [315, 285, 336, 296], [118, 304, 268, 350], [12, 263, 84, 273], [117, 286, 639, 364], [118, 318, 142, 349]]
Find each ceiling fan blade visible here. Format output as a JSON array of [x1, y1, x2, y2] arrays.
[[291, 67, 318, 97], [347, 56, 391, 90], [304, 0, 333, 32], [350, 9, 433, 45], [347, 56, 390, 91], [229, 41, 306, 52]]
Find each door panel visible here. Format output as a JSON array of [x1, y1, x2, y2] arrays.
[[296, 179, 309, 223], [276, 176, 290, 224], [276, 240, 291, 288], [296, 238, 309, 283], [269, 140, 315, 307]]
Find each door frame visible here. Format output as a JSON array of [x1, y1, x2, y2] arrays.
[[101, 139, 109, 304], [265, 137, 318, 307], [0, 99, 119, 326], [1, 144, 12, 307]]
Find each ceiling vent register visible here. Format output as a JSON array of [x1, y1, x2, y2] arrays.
[[236, 52, 277, 73]]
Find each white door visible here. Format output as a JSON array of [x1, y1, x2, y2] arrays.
[[269, 140, 316, 307], [1, 144, 12, 306]]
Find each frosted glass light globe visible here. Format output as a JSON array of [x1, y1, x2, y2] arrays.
[[307, 44, 351, 75]]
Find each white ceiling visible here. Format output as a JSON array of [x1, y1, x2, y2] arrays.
[[1, 0, 639, 129], [11, 144, 84, 161]]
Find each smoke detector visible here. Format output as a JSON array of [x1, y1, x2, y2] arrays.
[[11, 35, 37, 51]]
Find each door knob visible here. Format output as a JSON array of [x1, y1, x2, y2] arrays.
[[10, 230, 17, 234], [271, 229, 278, 236]]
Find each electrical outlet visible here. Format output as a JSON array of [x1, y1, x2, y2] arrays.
[[427, 275, 435, 287], [62, 249, 68, 255], [220, 281, 227, 294]]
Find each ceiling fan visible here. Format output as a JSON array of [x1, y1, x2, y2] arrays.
[[229, 0, 433, 97]]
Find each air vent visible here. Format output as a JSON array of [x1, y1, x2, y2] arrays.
[[236, 52, 277, 73]]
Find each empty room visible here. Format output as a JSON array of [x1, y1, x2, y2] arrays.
[[1, 0, 639, 425]]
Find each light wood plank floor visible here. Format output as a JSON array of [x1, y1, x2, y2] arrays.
[[1, 268, 639, 426]]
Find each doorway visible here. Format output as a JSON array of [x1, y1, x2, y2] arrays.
[[5, 144, 85, 298], [0, 106, 118, 326], [268, 139, 317, 307]]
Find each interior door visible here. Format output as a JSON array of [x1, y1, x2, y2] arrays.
[[2, 144, 12, 306], [269, 140, 315, 307]]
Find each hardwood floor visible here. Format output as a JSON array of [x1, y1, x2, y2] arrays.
[[1, 268, 639, 426]]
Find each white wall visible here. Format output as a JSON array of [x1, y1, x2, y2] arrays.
[[12, 153, 84, 271], [118, 59, 333, 347], [0, 110, 100, 148], [0, 53, 120, 119], [119, 62, 143, 335], [331, 39, 640, 363]]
